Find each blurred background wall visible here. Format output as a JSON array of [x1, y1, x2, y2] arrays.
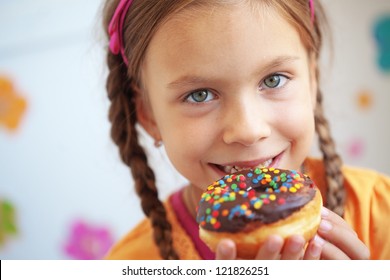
[[0, 0, 389, 259]]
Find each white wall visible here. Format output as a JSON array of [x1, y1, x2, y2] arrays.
[[319, 0, 390, 174], [0, 0, 389, 259]]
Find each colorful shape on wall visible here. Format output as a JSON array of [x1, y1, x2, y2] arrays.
[[356, 90, 374, 110], [63, 219, 114, 260], [374, 14, 390, 72], [0, 199, 18, 247], [0, 76, 27, 132], [346, 137, 366, 160]]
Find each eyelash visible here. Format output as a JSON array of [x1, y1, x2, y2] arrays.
[[260, 73, 290, 90], [184, 89, 217, 104], [183, 73, 290, 104]]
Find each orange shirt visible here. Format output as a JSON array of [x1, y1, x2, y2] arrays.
[[106, 158, 390, 260]]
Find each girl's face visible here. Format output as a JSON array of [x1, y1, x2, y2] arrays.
[[139, 3, 317, 194]]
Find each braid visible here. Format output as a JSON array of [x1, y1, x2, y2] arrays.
[[106, 53, 179, 259], [314, 88, 345, 217]]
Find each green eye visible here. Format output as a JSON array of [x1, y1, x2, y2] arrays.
[[187, 89, 215, 103], [264, 75, 281, 88], [192, 90, 208, 102]]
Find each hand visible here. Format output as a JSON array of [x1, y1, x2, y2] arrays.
[[215, 207, 370, 260], [316, 207, 370, 259], [215, 234, 323, 260]]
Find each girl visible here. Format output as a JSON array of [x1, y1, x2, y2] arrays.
[[102, 0, 390, 259]]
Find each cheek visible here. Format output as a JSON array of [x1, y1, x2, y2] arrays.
[[158, 116, 215, 174], [163, 135, 214, 190], [274, 99, 315, 146]]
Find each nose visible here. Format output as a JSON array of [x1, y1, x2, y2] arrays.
[[222, 98, 271, 146]]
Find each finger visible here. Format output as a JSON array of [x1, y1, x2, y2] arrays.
[[215, 239, 237, 260], [255, 235, 284, 260], [280, 235, 305, 260], [321, 207, 356, 235], [303, 235, 324, 260], [318, 219, 370, 260], [315, 235, 350, 260]]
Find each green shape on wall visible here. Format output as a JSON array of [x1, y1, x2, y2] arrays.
[[0, 199, 18, 246], [374, 15, 390, 72]]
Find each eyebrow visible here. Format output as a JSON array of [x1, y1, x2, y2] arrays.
[[263, 55, 300, 70], [167, 55, 300, 89], [167, 75, 212, 89]]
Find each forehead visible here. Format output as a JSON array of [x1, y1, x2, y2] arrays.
[[153, 2, 276, 45], [142, 2, 307, 85], [148, 0, 302, 45]]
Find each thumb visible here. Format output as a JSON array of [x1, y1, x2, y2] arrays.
[[215, 239, 237, 260]]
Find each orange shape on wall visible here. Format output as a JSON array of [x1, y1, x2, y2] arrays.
[[356, 90, 374, 110], [0, 76, 27, 132]]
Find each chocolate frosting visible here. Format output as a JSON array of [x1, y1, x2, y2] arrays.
[[196, 168, 316, 233]]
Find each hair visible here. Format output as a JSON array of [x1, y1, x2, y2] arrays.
[[102, 0, 345, 259]]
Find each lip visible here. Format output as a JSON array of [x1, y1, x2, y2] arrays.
[[210, 151, 284, 177]]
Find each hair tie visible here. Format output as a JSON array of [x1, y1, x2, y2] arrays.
[[309, 0, 315, 23], [108, 0, 134, 65]]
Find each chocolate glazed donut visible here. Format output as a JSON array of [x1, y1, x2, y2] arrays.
[[196, 167, 322, 259]]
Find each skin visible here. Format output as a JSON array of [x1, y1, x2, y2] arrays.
[[135, 2, 370, 260]]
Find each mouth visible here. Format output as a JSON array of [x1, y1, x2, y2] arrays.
[[221, 159, 273, 173], [213, 154, 280, 175]]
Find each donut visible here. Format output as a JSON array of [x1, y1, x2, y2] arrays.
[[196, 167, 322, 259]]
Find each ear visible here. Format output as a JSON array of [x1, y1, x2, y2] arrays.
[[133, 86, 162, 142]]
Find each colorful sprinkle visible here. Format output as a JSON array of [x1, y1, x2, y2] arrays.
[[196, 167, 316, 232], [254, 201, 262, 209]]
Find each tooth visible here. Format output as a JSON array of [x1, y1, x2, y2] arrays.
[[255, 158, 273, 169], [233, 166, 245, 172], [222, 158, 273, 174], [223, 165, 232, 173]]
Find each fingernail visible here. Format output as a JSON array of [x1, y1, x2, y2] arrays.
[[289, 236, 305, 253], [321, 207, 329, 217], [310, 242, 322, 258], [217, 240, 234, 258], [267, 236, 283, 253], [319, 219, 332, 232], [314, 234, 326, 246]]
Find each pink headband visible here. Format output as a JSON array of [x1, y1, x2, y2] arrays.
[[108, 0, 134, 65], [309, 0, 315, 23], [108, 0, 315, 65]]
